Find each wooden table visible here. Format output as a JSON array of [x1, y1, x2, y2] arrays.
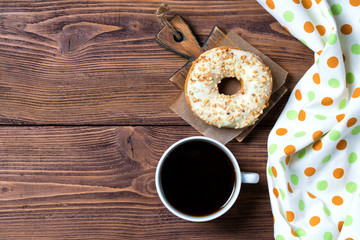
[[0, 1, 313, 239]]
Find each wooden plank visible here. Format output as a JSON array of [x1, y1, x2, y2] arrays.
[[0, 126, 272, 239], [0, 0, 313, 125]]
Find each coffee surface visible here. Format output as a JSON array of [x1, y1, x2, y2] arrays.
[[160, 140, 235, 216]]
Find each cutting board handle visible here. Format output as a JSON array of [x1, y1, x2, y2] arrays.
[[155, 15, 203, 59]]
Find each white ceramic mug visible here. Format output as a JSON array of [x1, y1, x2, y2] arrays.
[[155, 136, 259, 222]]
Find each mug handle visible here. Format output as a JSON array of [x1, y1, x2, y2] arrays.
[[241, 172, 259, 184]]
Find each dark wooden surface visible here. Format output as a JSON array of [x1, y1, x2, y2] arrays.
[[0, 0, 313, 239]]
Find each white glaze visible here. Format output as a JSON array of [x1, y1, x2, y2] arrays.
[[185, 47, 272, 129]]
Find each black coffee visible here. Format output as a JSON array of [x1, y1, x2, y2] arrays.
[[160, 140, 236, 217]]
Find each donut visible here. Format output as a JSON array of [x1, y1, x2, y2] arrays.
[[184, 47, 272, 129]]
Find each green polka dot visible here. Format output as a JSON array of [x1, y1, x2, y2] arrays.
[[298, 149, 306, 159], [295, 229, 306, 237], [351, 44, 360, 55], [346, 182, 357, 193], [344, 215, 353, 226], [298, 199, 305, 211], [281, 161, 286, 172], [339, 99, 346, 110], [269, 144, 277, 155], [315, 114, 327, 120], [316, 58, 320, 64], [323, 206, 331, 216], [328, 8, 333, 16], [290, 174, 299, 185], [317, 180, 328, 191], [330, 4, 342, 15], [327, 33, 337, 45], [308, 91, 315, 102], [322, 154, 331, 164], [283, 10, 294, 22], [329, 130, 340, 141], [268, 166, 274, 176], [346, 72, 355, 84], [323, 232, 333, 240], [328, 78, 340, 88], [275, 236, 285, 240], [287, 110, 298, 120], [295, 131, 306, 138], [300, 39, 307, 46], [280, 189, 285, 200], [352, 126, 360, 135], [348, 152, 358, 163]]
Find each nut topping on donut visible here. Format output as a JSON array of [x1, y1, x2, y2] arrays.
[[185, 47, 273, 129]]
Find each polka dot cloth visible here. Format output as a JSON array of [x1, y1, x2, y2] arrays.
[[258, 0, 360, 239]]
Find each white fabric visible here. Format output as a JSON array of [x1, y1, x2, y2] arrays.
[[257, 0, 360, 239]]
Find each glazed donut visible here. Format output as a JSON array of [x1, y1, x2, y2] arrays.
[[185, 47, 272, 129]]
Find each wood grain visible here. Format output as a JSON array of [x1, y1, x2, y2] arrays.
[[156, 15, 203, 59], [0, 1, 315, 239], [0, 126, 272, 239], [0, 0, 313, 125]]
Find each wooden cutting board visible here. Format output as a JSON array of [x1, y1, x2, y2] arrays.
[[156, 15, 288, 144]]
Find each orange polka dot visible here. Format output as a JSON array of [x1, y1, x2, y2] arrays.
[[293, 0, 300, 3], [315, 0, 321, 3], [316, 25, 326, 36], [336, 140, 347, 150], [304, 21, 314, 33], [301, 0, 312, 9], [317, 50, 323, 55], [310, 216, 320, 226], [304, 167, 316, 177], [352, 88, 360, 98], [276, 128, 288, 136], [271, 166, 278, 177], [291, 229, 298, 237], [312, 130, 323, 140], [295, 89, 302, 100], [332, 196, 343, 205], [345, 238, 354, 240], [312, 140, 322, 151], [287, 182, 293, 193], [327, 56, 339, 68], [286, 211, 295, 222], [349, 0, 360, 7], [313, 73, 320, 84], [266, 0, 275, 9], [336, 114, 345, 122], [285, 156, 290, 165], [338, 221, 344, 232], [308, 192, 316, 198], [333, 168, 344, 179], [273, 188, 279, 198], [298, 110, 306, 121], [284, 145, 296, 155], [321, 97, 333, 106], [347, 117, 357, 127], [341, 24, 352, 35]]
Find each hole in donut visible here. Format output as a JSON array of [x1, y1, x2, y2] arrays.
[[218, 77, 242, 96]]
